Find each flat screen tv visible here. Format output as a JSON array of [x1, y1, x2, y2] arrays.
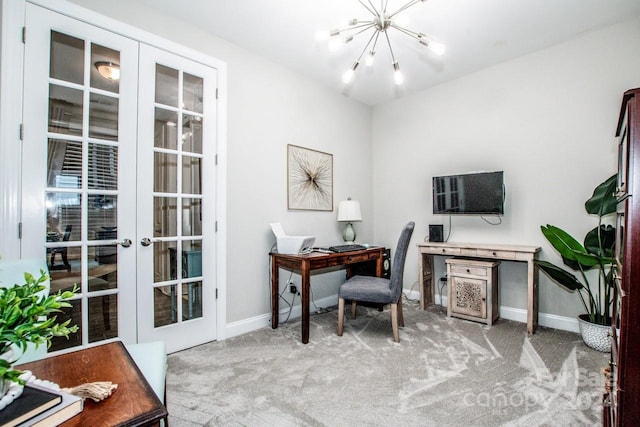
[[432, 171, 504, 215]]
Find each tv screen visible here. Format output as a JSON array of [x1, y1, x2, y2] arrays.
[[432, 171, 504, 215]]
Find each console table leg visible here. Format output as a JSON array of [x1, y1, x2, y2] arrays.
[[527, 258, 538, 334]]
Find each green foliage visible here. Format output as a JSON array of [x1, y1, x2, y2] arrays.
[[0, 270, 78, 384], [537, 174, 618, 326]]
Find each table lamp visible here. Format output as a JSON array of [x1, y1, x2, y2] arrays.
[[337, 198, 362, 243]]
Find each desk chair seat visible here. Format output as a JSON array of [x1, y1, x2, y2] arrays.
[[337, 221, 415, 342]]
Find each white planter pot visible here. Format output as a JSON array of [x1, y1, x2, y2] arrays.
[[578, 314, 611, 352], [0, 348, 24, 410]]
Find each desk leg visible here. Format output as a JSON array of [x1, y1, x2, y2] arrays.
[[271, 256, 279, 329], [527, 258, 539, 334], [301, 261, 310, 344]]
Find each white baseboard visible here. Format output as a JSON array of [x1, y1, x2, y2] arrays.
[[225, 291, 580, 340], [225, 294, 339, 339], [405, 289, 579, 333]]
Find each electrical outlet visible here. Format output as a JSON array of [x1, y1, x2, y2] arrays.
[[289, 284, 298, 294]]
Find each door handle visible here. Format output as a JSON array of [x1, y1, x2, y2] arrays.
[[140, 237, 154, 247], [114, 238, 132, 248]]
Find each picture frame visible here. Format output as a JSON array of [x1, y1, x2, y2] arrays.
[[287, 144, 333, 211]]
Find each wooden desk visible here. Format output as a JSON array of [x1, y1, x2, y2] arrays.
[[417, 242, 541, 334], [16, 341, 167, 427], [270, 247, 384, 344]]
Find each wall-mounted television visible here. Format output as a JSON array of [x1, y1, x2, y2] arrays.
[[432, 171, 504, 215]]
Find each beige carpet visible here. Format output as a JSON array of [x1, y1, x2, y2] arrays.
[[166, 299, 608, 426]]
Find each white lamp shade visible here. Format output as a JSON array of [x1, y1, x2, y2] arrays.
[[337, 200, 362, 222]]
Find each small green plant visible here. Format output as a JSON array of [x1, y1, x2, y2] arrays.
[[0, 270, 78, 384], [537, 174, 618, 326]]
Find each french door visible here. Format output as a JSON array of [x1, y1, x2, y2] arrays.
[[21, 3, 217, 354], [136, 45, 217, 351]]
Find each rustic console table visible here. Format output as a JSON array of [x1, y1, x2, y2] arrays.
[[417, 242, 541, 334]]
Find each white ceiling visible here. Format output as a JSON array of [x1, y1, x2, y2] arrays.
[[134, 0, 640, 106]]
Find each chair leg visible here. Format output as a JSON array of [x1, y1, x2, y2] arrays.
[[337, 298, 345, 336], [391, 303, 399, 342], [351, 301, 357, 319], [398, 296, 404, 328]]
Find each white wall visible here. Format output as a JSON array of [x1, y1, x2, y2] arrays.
[[66, 0, 373, 324], [372, 17, 640, 319]]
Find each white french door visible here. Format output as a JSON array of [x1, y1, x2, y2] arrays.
[[20, 3, 218, 354], [136, 45, 217, 352]]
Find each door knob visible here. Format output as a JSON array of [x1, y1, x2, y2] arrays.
[[140, 237, 153, 247], [118, 238, 132, 248]]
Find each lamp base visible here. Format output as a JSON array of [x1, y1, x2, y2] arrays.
[[342, 222, 356, 243]]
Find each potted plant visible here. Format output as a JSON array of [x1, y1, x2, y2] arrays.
[[0, 269, 77, 398], [537, 174, 617, 352]]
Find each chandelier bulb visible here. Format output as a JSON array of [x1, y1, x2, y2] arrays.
[[342, 62, 360, 84], [393, 61, 404, 85], [365, 50, 376, 67], [315, 30, 330, 42], [328, 38, 343, 52], [428, 40, 446, 56]]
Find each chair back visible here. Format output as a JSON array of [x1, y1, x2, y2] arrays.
[[389, 221, 415, 303]]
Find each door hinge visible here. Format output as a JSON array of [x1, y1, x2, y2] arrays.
[[215, 154, 218, 165], [21, 27, 26, 44], [215, 88, 218, 99], [215, 221, 218, 232], [19, 124, 24, 140], [18, 223, 22, 239], [215, 288, 219, 299]]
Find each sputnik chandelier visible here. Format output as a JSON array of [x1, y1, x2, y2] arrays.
[[317, 0, 445, 85]]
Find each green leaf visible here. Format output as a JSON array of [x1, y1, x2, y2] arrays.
[[585, 174, 618, 217], [584, 224, 616, 259], [537, 260, 584, 291], [540, 225, 598, 268]]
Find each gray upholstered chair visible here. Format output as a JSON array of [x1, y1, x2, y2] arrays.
[[337, 221, 415, 342]]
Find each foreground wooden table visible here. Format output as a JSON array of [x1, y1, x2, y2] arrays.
[[270, 247, 384, 343], [16, 341, 167, 427]]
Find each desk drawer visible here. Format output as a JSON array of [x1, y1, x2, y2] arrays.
[[450, 264, 488, 277], [423, 247, 461, 256], [476, 249, 516, 259], [325, 253, 370, 267]]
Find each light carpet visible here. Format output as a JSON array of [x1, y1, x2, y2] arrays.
[[166, 299, 608, 426]]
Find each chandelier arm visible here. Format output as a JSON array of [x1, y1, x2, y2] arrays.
[[389, 23, 422, 41], [370, 30, 381, 53], [343, 23, 378, 39], [383, 29, 397, 64], [388, 0, 421, 19], [358, 0, 378, 18], [355, 30, 380, 64], [365, 0, 379, 15], [333, 21, 376, 35]]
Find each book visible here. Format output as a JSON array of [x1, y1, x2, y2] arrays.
[[0, 384, 62, 427], [19, 387, 83, 427]]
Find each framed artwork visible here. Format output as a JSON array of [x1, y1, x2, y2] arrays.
[[287, 144, 333, 211]]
